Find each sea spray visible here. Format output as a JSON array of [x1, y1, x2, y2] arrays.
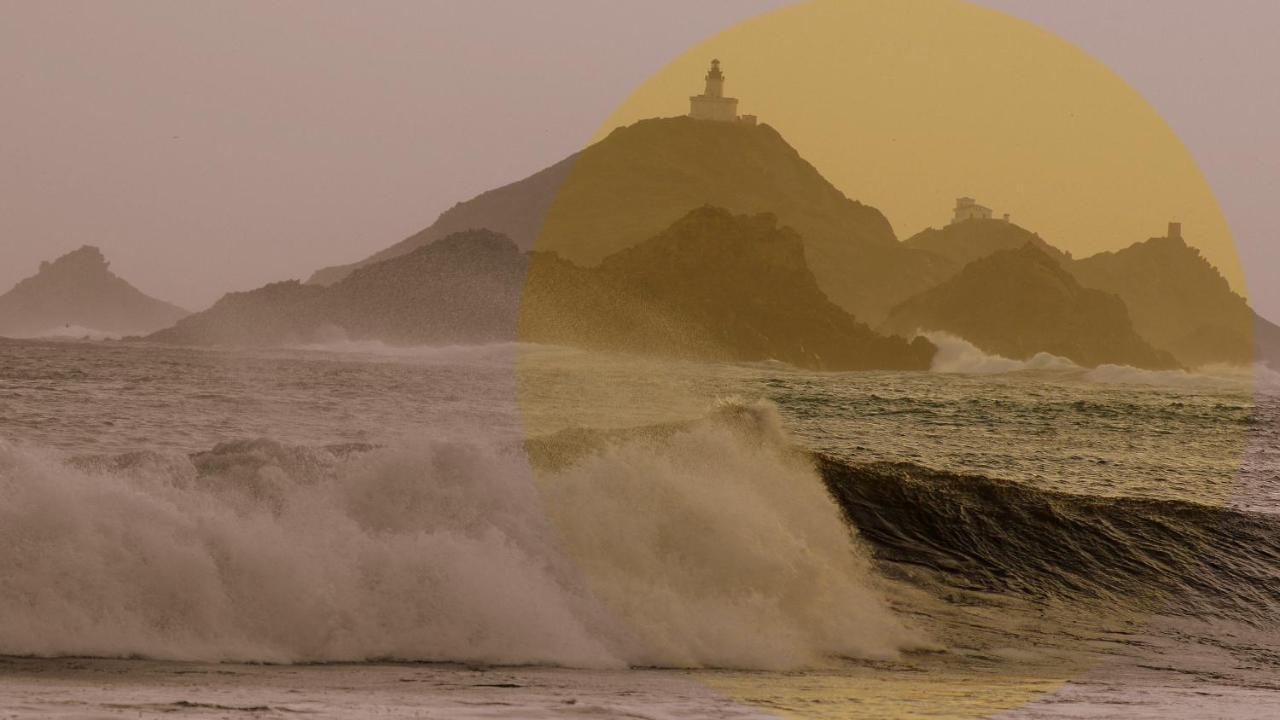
[[0, 402, 920, 669], [0, 438, 620, 666], [538, 400, 923, 669], [925, 331, 1274, 392], [1085, 361, 1280, 392], [925, 331, 1077, 375]]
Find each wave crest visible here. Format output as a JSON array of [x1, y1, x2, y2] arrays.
[[925, 332, 1076, 374], [540, 400, 921, 669], [0, 438, 619, 667], [0, 401, 918, 669], [925, 331, 1275, 392]]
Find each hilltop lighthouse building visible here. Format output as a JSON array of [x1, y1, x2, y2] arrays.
[[690, 59, 757, 125]]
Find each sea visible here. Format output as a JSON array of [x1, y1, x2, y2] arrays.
[[1, 334, 1279, 719]]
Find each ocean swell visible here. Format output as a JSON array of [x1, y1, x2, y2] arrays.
[[822, 457, 1280, 623]]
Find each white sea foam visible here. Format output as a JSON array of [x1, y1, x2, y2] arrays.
[[925, 331, 1275, 392], [925, 332, 1076, 375], [1085, 362, 1278, 393], [288, 339, 522, 363], [541, 400, 921, 669], [0, 437, 619, 667], [0, 401, 918, 669]]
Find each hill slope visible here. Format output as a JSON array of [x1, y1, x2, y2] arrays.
[[883, 244, 1177, 369], [308, 116, 950, 323], [0, 246, 188, 338], [306, 156, 575, 287], [1257, 315, 1280, 369]]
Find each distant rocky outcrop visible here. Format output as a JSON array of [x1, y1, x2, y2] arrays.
[[308, 116, 951, 323], [147, 280, 328, 346], [522, 207, 935, 370], [151, 230, 524, 347], [211, 106, 1280, 371], [311, 230, 527, 345], [306, 156, 575, 287], [0, 246, 188, 338], [1070, 235, 1260, 367], [883, 244, 1178, 369], [154, 208, 934, 371], [901, 220, 1279, 368]]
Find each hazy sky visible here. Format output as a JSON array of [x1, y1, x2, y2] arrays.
[[2, 1, 1277, 320]]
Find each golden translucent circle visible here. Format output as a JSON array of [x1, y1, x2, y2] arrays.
[[591, 0, 1243, 300], [516, 1, 1248, 716]]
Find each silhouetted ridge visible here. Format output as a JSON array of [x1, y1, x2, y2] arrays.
[[151, 230, 524, 346], [153, 208, 934, 371], [307, 156, 577, 286], [1071, 234, 1259, 367], [147, 281, 327, 346], [883, 243, 1177, 369], [308, 116, 950, 322], [898, 220, 1277, 367], [522, 206, 935, 370], [0, 245, 188, 338]]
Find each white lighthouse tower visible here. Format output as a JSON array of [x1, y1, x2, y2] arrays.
[[690, 59, 750, 123]]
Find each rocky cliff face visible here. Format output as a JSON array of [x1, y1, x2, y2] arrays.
[[883, 244, 1178, 369], [0, 246, 188, 338], [307, 116, 950, 323]]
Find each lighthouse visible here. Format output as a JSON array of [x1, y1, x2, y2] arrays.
[[689, 59, 754, 124]]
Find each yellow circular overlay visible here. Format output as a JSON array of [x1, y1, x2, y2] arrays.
[[591, 0, 1243, 294], [514, 0, 1249, 717]]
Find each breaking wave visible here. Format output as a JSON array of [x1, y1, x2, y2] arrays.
[[1085, 361, 1280, 393], [925, 332, 1077, 374], [925, 331, 1274, 392], [0, 402, 918, 669]]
